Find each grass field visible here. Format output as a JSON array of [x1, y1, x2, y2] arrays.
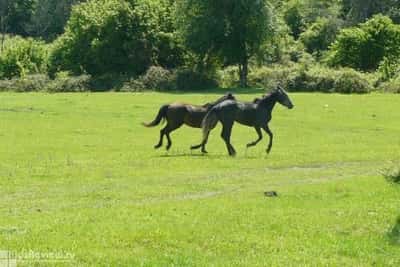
[[1, 91, 400, 266]]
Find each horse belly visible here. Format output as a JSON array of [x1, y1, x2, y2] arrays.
[[184, 111, 204, 128], [236, 110, 256, 126]]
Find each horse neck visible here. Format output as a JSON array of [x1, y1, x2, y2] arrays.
[[259, 94, 278, 115]]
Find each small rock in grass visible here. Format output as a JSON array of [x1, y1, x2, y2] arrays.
[[264, 191, 278, 197]]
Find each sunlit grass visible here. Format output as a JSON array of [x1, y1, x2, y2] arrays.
[[0, 92, 400, 266]]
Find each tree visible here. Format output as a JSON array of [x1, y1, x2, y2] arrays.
[[300, 17, 341, 56], [49, 0, 183, 76], [177, 0, 273, 87], [0, 0, 35, 36], [28, 0, 85, 40], [328, 15, 400, 70], [341, 0, 400, 25]]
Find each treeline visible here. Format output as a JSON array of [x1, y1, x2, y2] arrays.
[[1, 0, 400, 93]]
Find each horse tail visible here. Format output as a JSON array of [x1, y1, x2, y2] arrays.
[[142, 104, 169, 127], [202, 108, 219, 141]]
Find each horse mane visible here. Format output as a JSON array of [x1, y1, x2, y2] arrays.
[[202, 93, 235, 108]]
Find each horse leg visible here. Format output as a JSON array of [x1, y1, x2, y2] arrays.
[[263, 125, 273, 154], [220, 121, 236, 156], [154, 128, 165, 149], [191, 130, 209, 153], [164, 123, 182, 151], [246, 127, 263, 148]]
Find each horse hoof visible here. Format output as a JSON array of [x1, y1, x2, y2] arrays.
[[201, 149, 208, 154], [154, 145, 162, 149]]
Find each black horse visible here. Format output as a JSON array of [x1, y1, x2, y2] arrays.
[[191, 87, 294, 156], [143, 93, 235, 151]]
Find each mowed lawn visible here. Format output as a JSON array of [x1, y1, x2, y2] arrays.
[[1, 91, 400, 266]]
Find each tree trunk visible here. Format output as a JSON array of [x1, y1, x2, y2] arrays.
[[238, 56, 248, 88]]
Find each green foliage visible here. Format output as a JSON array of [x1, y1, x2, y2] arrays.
[[0, 74, 49, 92], [341, 0, 400, 25], [328, 15, 400, 71], [378, 77, 400, 94], [0, 0, 35, 36], [49, 0, 183, 77], [28, 0, 84, 40], [333, 68, 373, 94], [283, 0, 305, 39], [300, 18, 340, 55], [47, 72, 92, 92], [175, 69, 218, 91], [122, 66, 175, 91], [246, 63, 373, 93], [177, 0, 273, 87], [384, 167, 400, 185], [377, 57, 400, 82], [0, 36, 48, 79]]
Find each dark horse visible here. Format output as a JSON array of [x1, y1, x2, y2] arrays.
[[191, 87, 294, 156], [143, 93, 236, 151]]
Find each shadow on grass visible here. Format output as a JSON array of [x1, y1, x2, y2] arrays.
[[389, 216, 400, 245], [157, 153, 228, 159]]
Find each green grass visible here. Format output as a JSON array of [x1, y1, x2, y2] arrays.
[[1, 91, 400, 266]]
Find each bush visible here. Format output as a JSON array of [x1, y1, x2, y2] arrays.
[[378, 77, 400, 93], [377, 57, 400, 82], [246, 64, 373, 93], [0, 36, 48, 79], [333, 69, 372, 94], [328, 15, 400, 71], [121, 66, 174, 92], [49, 0, 183, 77], [384, 167, 400, 184], [175, 69, 218, 91], [247, 64, 302, 91], [47, 72, 92, 92], [0, 74, 50, 92], [217, 66, 239, 88]]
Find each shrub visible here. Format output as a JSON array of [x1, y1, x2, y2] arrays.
[[217, 66, 239, 88], [378, 77, 400, 93], [384, 167, 400, 184], [247, 64, 302, 91], [138, 66, 175, 91], [0, 74, 50, 92], [175, 69, 218, 91], [333, 69, 372, 94], [377, 57, 400, 82], [47, 72, 92, 92], [0, 36, 48, 79], [121, 66, 174, 92], [246, 64, 372, 93]]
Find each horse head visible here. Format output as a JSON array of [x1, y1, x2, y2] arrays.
[[273, 85, 294, 109]]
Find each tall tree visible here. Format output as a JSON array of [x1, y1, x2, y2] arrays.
[[0, 0, 35, 36], [341, 0, 400, 24], [29, 0, 85, 40], [177, 0, 273, 87]]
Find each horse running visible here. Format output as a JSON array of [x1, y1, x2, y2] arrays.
[[143, 93, 235, 151], [191, 87, 294, 156]]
